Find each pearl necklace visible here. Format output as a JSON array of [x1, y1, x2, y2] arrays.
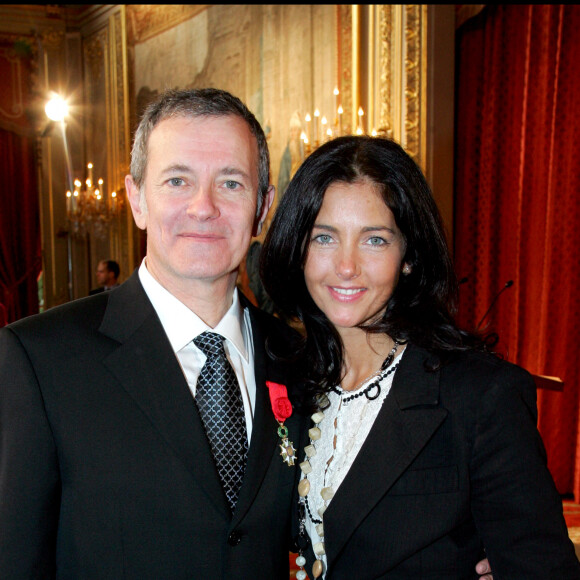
[[294, 343, 401, 580]]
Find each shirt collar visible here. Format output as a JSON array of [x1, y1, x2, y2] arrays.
[[138, 259, 249, 361]]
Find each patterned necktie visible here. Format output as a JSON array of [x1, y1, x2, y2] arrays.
[[193, 331, 248, 511]]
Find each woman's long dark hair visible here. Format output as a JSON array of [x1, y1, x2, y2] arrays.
[[260, 136, 484, 393]]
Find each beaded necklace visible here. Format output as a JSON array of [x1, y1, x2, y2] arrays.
[[294, 342, 401, 580], [331, 340, 399, 402]]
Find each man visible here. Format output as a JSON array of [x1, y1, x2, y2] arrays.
[[0, 88, 304, 579], [89, 259, 121, 294], [0, 88, 492, 579]]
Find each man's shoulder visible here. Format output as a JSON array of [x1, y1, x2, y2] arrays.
[[8, 271, 143, 338], [6, 293, 110, 342]]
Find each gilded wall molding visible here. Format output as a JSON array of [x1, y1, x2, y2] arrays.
[[338, 5, 353, 135], [0, 47, 25, 119], [368, 5, 426, 169], [40, 29, 64, 51], [84, 28, 107, 83], [403, 4, 426, 166], [109, 9, 130, 187], [126, 5, 208, 45], [0, 33, 39, 135], [378, 5, 393, 138]]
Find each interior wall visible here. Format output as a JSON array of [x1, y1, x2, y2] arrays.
[[0, 7, 80, 308], [126, 4, 454, 237], [0, 5, 133, 307], [128, 4, 339, 235], [426, 5, 456, 244], [0, 4, 456, 312]]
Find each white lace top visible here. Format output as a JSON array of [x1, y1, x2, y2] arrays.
[[301, 349, 405, 579]]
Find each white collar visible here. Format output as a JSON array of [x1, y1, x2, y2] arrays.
[[138, 259, 249, 362]]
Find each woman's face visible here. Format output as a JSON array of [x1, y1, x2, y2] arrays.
[[304, 179, 407, 336]]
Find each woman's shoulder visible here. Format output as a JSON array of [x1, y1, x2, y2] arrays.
[[443, 348, 533, 385], [436, 347, 537, 421], [403, 343, 536, 402]]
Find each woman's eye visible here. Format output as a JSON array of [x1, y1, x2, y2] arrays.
[[367, 236, 386, 246], [225, 180, 240, 190], [169, 177, 184, 187], [313, 234, 332, 244]]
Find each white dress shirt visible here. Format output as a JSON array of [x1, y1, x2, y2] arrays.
[[138, 260, 256, 441]]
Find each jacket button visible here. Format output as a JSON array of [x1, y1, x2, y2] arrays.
[[228, 531, 242, 546]]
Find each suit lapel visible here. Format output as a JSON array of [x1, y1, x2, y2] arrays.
[[324, 345, 448, 568], [232, 300, 292, 525], [99, 272, 230, 517]]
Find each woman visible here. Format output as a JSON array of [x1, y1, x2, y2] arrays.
[[261, 136, 579, 579]]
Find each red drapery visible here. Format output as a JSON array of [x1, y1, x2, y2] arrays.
[[0, 37, 41, 323], [0, 128, 41, 323], [454, 5, 580, 497]]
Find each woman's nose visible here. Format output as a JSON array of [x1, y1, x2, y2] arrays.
[[335, 248, 360, 279]]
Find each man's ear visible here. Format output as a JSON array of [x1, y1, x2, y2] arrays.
[[125, 175, 147, 230], [254, 185, 275, 236]]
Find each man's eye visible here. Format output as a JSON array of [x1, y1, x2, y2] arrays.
[[225, 180, 240, 190], [169, 178, 184, 186]]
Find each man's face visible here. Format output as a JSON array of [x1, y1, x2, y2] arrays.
[[126, 114, 271, 294], [96, 262, 109, 286]]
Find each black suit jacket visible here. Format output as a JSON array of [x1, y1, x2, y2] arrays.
[[0, 271, 306, 579], [302, 344, 579, 579]]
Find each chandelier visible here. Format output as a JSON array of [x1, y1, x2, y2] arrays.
[[298, 88, 384, 157], [65, 162, 122, 239], [44, 94, 123, 241]]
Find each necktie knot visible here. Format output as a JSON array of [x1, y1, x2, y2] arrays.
[[194, 331, 226, 358]]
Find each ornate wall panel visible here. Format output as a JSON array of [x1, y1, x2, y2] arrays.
[[5, 5, 134, 306], [124, 4, 436, 307], [0, 34, 38, 135], [129, 4, 339, 226], [127, 4, 430, 196], [362, 5, 427, 170], [126, 5, 208, 45], [77, 6, 132, 297], [2, 4, 439, 309], [37, 26, 71, 307], [337, 5, 353, 136]]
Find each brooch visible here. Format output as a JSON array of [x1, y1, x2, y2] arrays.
[[266, 381, 296, 466]]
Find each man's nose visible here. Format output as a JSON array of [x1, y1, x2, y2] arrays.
[[186, 185, 219, 220]]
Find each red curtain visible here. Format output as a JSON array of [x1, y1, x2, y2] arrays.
[[454, 5, 580, 497], [0, 128, 41, 322]]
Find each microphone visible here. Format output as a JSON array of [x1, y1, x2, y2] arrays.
[[475, 280, 514, 331]]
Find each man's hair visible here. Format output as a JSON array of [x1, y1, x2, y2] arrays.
[[103, 260, 120, 279], [130, 88, 270, 214]]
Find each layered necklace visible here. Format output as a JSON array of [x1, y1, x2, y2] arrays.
[[294, 341, 401, 580]]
